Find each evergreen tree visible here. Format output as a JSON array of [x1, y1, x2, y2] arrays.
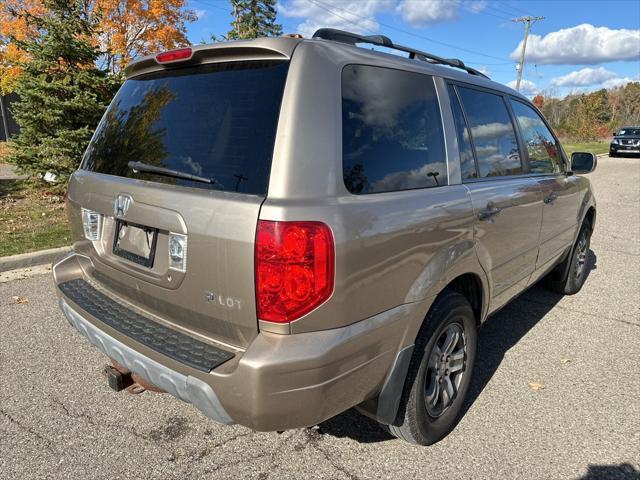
[[226, 0, 282, 40], [7, 0, 119, 184]]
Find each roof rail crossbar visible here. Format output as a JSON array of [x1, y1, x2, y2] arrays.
[[312, 28, 489, 79]]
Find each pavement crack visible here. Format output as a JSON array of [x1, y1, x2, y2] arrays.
[[301, 428, 363, 480], [205, 450, 272, 474], [183, 430, 254, 463], [50, 396, 152, 442], [0, 408, 56, 454]]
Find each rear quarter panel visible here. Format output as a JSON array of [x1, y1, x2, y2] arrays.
[[262, 41, 486, 339]]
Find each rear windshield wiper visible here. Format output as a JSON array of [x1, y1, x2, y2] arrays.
[[128, 161, 217, 185]]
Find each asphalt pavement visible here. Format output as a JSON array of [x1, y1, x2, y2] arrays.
[[1, 156, 639, 480]]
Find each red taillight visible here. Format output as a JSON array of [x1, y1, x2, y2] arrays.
[[256, 220, 334, 323], [155, 47, 193, 64]]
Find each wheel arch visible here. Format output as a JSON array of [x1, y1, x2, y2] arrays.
[[446, 272, 484, 326], [584, 206, 596, 231]]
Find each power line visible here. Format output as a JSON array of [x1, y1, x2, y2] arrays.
[[308, 0, 512, 62], [191, 0, 515, 64], [474, 3, 517, 21], [496, 0, 532, 16], [512, 15, 544, 91]]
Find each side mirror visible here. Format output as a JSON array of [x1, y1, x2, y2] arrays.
[[571, 152, 597, 174]]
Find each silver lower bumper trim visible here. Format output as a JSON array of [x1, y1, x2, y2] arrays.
[[60, 298, 234, 425]]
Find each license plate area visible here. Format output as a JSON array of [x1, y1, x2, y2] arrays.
[[113, 221, 158, 268]]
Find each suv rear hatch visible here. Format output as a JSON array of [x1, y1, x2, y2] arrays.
[[66, 46, 293, 349]]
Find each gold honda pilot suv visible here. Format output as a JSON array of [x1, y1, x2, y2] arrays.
[[54, 29, 597, 445]]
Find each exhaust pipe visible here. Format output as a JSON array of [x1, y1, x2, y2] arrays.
[[103, 360, 166, 394]]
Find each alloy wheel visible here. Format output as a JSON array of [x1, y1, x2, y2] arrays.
[[424, 322, 467, 418]]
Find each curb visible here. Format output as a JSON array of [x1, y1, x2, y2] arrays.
[[0, 246, 72, 273]]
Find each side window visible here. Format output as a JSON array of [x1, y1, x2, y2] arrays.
[[456, 86, 522, 178], [447, 84, 477, 180], [510, 100, 563, 174], [342, 65, 446, 194]]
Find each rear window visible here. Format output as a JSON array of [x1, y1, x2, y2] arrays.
[[81, 61, 289, 195], [342, 65, 446, 194]]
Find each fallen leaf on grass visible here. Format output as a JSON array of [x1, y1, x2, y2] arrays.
[[528, 382, 545, 391], [11, 296, 29, 304], [561, 358, 572, 364]]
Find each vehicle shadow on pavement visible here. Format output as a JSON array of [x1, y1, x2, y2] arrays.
[[462, 248, 597, 418], [317, 249, 597, 444], [576, 462, 640, 480]]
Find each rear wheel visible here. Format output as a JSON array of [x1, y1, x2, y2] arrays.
[[546, 221, 592, 295], [387, 290, 477, 445]]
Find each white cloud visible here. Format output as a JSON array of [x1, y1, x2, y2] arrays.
[[396, 0, 460, 27], [510, 24, 640, 65], [278, 0, 394, 38], [464, 0, 487, 13], [193, 9, 207, 20], [550, 67, 617, 87], [279, 0, 489, 36], [506, 79, 539, 95], [602, 77, 637, 89], [475, 65, 490, 76]]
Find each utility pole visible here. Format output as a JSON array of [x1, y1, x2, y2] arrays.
[[513, 16, 544, 91]]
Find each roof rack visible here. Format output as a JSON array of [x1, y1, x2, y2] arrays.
[[312, 28, 489, 79]]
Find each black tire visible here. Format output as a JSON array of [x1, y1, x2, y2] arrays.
[[545, 221, 592, 295], [387, 290, 477, 445]]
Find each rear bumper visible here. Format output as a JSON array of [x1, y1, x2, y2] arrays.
[[54, 252, 421, 431], [59, 298, 234, 424]]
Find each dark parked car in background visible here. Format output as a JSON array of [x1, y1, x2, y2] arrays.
[[610, 126, 640, 157]]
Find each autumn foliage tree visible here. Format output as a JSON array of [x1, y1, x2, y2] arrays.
[[532, 94, 544, 109], [0, 0, 46, 93], [93, 0, 196, 73], [0, 0, 195, 93], [7, 0, 119, 183], [539, 82, 640, 141]]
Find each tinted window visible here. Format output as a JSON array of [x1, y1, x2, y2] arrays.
[[447, 85, 477, 180], [81, 61, 289, 195], [342, 65, 446, 194], [511, 100, 562, 173], [457, 86, 522, 178]]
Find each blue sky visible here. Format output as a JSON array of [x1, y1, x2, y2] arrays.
[[185, 0, 640, 97]]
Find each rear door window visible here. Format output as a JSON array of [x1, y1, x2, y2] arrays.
[[510, 99, 563, 174], [456, 86, 522, 178], [342, 65, 446, 194], [81, 61, 289, 195]]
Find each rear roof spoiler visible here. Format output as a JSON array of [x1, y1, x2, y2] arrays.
[[124, 37, 301, 79]]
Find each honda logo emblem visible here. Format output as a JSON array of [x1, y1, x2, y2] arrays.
[[114, 194, 132, 217]]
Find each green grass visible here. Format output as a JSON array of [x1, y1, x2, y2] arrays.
[[562, 141, 610, 156], [0, 179, 71, 257]]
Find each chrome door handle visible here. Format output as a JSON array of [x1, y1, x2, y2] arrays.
[[478, 207, 502, 221], [544, 192, 558, 204]]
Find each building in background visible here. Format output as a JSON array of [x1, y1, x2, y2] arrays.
[[0, 93, 20, 141]]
